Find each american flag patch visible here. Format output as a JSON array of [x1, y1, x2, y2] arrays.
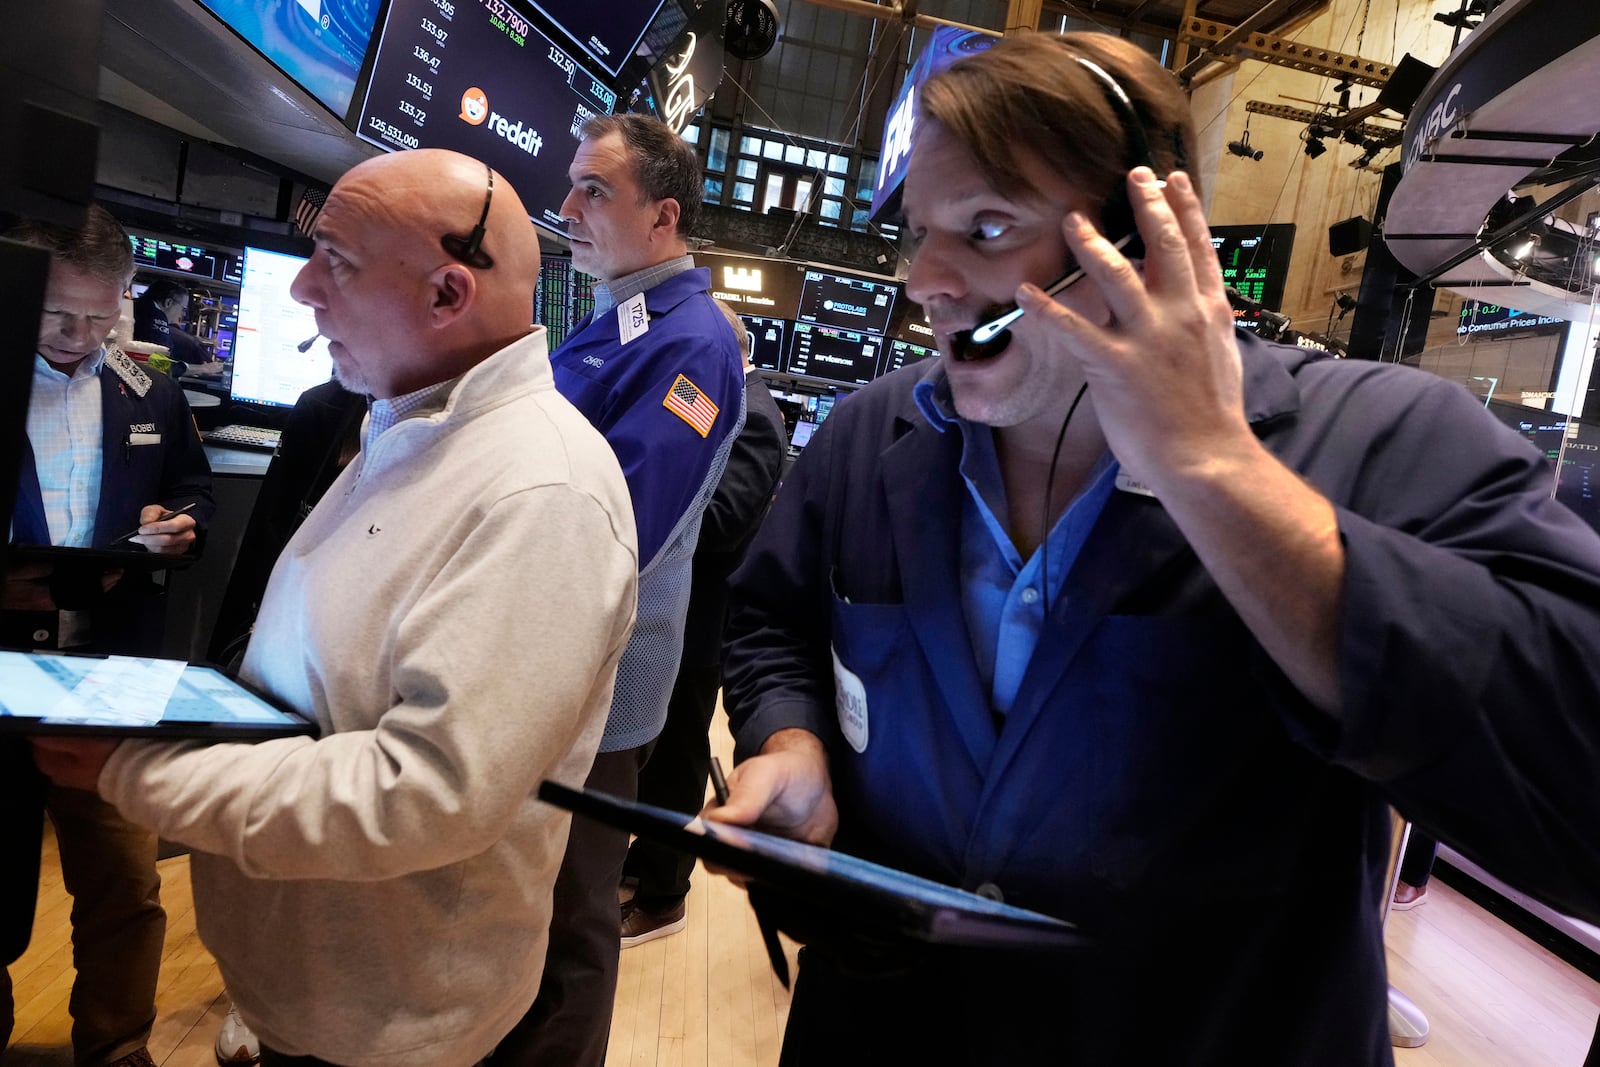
[[662, 374, 719, 437]]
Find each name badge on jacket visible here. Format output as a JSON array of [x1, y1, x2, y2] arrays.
[[618, 293, 649, 345], [832, 647, 869, 753]]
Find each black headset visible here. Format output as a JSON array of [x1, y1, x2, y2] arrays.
[[440, 162, 496, 270], [1072, 53, 1158, 262]]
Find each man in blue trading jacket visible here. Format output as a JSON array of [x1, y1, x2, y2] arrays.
[[490, 113, 745, 1066], [620, 299, 788, 946], [2, 206, 213, 1067], [708, 32, 1600, 1067]]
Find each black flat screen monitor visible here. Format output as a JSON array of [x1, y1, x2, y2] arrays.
[[702, 251, 806, 319], [129, 233, 224, 282], [355, 0, 618, 236], [790, 419, 817, 449], [231, 247, 334, 410], [785, 323, 882, 388], [197, 0, 382, 120], [881, 337, 936, 377], [796, 268, 898, 337], [1210, 224, 1295, 330], [740, 315, 786, 373], [524, 0, 669, 76], [1487, 400, 1600, 534]]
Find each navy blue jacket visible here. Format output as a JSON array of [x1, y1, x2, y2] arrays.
[[11, 350, 214, 547], [552, 267, 746, 750], [8, 350, 214, 652], [723, 330, 1600, 1064]]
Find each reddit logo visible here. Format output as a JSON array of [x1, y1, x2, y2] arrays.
[[459, 87, 489, 125]]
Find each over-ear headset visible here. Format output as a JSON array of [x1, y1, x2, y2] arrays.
[[950, 52, 1162, 361], [440, 162, 497, 270]]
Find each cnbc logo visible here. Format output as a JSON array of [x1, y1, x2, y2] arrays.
[[457, 86, 544, 156]]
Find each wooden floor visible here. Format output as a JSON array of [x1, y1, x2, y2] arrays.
[[6, 714, 1597, 1066]]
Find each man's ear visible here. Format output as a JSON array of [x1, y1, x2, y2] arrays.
[[428, 263, 476, 327], [653, 197, 682, 239]]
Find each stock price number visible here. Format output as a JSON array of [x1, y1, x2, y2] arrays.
[[405, 72, 434, 100], [420, 17, 449, 44], [412, 45, 441, 72], [548, 46, 575, 77], [482, 0, 530, 39], [368, 116, 421, 150], [399, 100, 427, 125]]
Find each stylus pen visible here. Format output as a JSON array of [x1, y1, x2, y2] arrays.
[[109, 502, 197, 545], [710, 756, 731, 807]]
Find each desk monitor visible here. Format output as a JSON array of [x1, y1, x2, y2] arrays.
[[796, 268, 897, 337], [790, 419, 817, 450], [740, 315, 786, 372], [230, 247, 333, 410], [785, 323, 881, 388]]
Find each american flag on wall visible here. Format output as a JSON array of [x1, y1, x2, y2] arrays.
[[662, 374, 719, 437], [293, 186, 330, 236]]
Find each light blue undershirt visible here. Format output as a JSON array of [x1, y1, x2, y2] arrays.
[[26, 349, 107, 546], [913, 375, 1117, 718]]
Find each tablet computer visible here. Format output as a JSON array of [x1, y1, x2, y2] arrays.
[[7, 543, 198, 571], [539, 780, 1086, 954], [0, 649, 317, 740]]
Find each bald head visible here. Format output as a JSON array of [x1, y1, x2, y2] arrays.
[[292, 149, 544, 397]]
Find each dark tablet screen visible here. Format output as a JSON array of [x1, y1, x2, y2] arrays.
[[539, 781, 1085, 951], [0, 650, 316, 740]]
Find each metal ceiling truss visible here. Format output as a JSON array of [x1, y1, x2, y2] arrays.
[[1243, 100, 1402, 146], [1179, 16, 1396, 86]]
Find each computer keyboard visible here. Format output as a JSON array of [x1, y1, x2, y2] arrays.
[[205, 424, 281, 451]]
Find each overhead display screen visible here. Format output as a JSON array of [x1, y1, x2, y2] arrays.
[[881, 338, 936, 377], [356, 0, 618, 234], [702, 251, 806, 318], [786, 323, 881, 387], [130, 235, 224, 282], [525, 0, 669, 76], [740, 315, 787, 373], [796, 268, 898, 336], [198, 0, 382, 119]]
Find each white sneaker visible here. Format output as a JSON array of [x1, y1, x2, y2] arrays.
[[215, 1002, 261, 1064]]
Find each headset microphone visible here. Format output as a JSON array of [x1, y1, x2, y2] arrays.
[[297, 332, 321, 353]]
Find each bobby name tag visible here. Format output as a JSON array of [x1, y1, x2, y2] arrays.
[[618, 292, 649, 345]]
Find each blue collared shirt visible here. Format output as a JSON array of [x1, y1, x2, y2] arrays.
[[25, 349, 106, 546], [914, 375, 1117, 717], [365, 379, 451, 453], [591, 255, 696, 316]]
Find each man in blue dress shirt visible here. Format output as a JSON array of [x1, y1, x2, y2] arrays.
[[2, 205, 213, 1067], [709, 31, 1600, 1066]]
